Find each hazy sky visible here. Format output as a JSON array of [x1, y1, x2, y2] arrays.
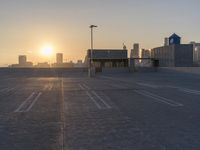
[[0, 0, 200, 66]]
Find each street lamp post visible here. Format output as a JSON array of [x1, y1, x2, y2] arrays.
[[89, 25, 97, 77]]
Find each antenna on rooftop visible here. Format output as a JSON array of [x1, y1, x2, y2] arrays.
[[123, 43, 127, 50]]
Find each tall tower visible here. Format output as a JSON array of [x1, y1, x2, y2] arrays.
[[19, 55, 27, 65], [130, 43, 139, 58], [56, 53, 63, 64]]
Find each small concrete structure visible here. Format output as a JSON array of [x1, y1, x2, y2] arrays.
[[86, 49, 128, 72]]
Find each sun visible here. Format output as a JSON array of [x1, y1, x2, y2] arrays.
[[41, 45, 53, 57]]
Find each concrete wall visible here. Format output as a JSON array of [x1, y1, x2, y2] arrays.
[[152, 44, 193, 67], [175, 44, 193, 67], [151, 45, 175, 67]]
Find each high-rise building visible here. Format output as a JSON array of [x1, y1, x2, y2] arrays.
[[130, 43, 139, 58], [19, 55, 27, 65], [141, 49, 150, 58], [141, 49, 151, 64], [56, 53, 63, 64], [11, 55, 33, 68]]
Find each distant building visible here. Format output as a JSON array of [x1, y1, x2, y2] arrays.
[[87, 49, 128, 68], [130, 43, 139, 58], [151, 45, 193, 67], [74, 60, 85, 68], [25, 62, 33, 67], [141, 49, 151, 64], [19, 55, 27, 66], [151, 34, 193, 67], [35, 62, 50, 68], [61, 62, 74, 68], [11, 55, 33, 68], [190, 42, 200, 65], [52, 61, 74, 68], [169, 33, 181, 45], [56, 53, 63, 64], [141, 49, 150, 58]]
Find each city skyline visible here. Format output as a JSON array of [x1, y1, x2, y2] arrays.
[[10, 53, 84, 68], [1, 0, 200, 66]]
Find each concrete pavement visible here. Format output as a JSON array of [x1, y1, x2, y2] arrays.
[[0, 70, 200, 149]]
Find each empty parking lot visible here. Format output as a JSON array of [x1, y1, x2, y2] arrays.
[[0, 69, 200, 150]]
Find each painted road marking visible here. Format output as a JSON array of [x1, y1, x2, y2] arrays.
[[101, 76, 161, 89], [98, 91, 118, 109], [136, 82, 159, 88], [15, 92, 35, 112], [166, 85, 200, 95], [179, 88, 200, 95], [79, 84, 85, 90], [14, 92, 42, 112], [0, 88, 10, 92], [86, 91, 102, 109], [79, 83, 113, 109], [79, 83, 90, 90], [25, 92, 42, 112], [0, 87, 16, 93], [86, 90, 112, 109], [92, 91, 111, 109], [134, 90, 183, 107], [82, 83, 90, 90]]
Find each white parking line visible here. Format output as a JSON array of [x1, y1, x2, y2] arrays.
[[79, 84, 85, 90], [15, 92, 35, 112], [26, 92, 42, 112], [136, 82, 159, 88], [166, 85, 200, 95], [82, 83, 90, 90], [14, 92, 42, 112], [86, 91, 102, 109], [179, 88, 200, 95], [6, 88, 15, 92], [92, 91, 111, 109], [0, 87, 16, 93], [134, 90, 183, 107], [0, 88, 10, 92]]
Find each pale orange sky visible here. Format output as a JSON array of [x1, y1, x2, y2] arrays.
[[0, 0, 200, 66]]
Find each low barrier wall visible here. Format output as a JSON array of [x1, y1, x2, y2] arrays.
[[159, 67, 200, 75], [101, 67, 130, 74], [0, 68, 88, 77]]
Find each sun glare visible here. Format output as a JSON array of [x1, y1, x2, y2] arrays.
[[41, 46, 53, 57]]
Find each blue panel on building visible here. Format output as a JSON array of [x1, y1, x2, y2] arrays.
[[169, 33, 181, 45]]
